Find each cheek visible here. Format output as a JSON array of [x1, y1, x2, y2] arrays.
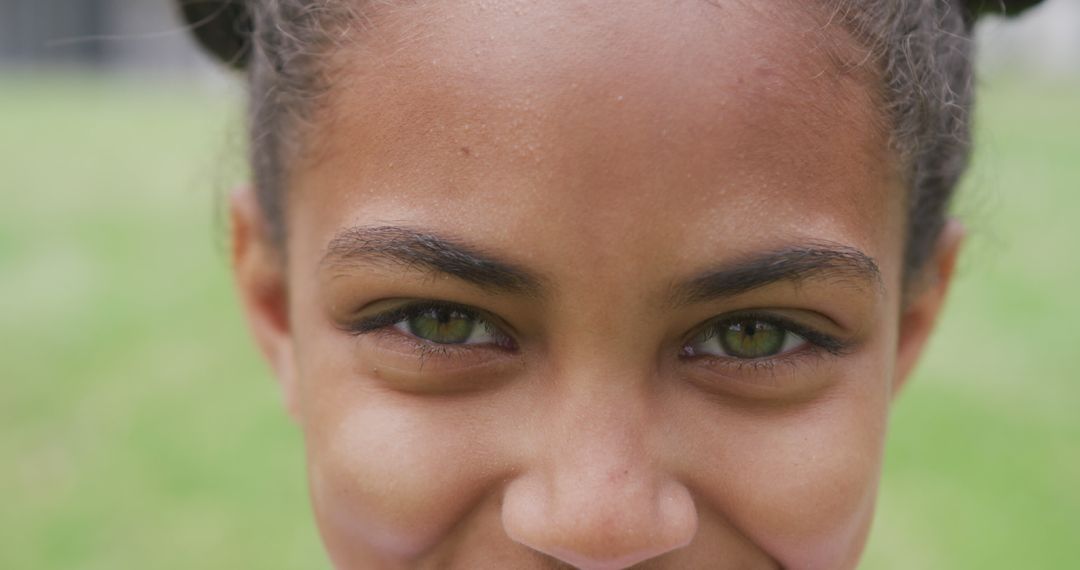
[[283, 254, 524, 564], [677, 362, 890, 570], [737, 407, 885, 569], [297, 349, 511, 561]]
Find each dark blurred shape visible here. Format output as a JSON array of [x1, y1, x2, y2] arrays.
[[966, 0, 1047, 27], [176, 0, 251, 70], [969, 0, 1046, 14]]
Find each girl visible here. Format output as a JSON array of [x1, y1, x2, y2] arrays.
[[180, 0, 1043, 568]]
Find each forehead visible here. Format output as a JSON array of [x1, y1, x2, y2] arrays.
[[290, 0, 904, 287]]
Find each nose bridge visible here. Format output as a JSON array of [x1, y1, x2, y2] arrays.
[[548, 377, 653, 503], [541, 349, 660, 483], [502, 373, 698, 569]]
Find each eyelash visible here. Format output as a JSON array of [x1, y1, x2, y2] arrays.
[[692, 312, 847, 354], [343, 300, 517, 357], [345, 301, 849, 369]]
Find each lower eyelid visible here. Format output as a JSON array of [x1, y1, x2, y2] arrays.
[[370, 326, 483, 358], [684, 337, 828, 365], [681, 344, 838, 390], [684, 357, 831, 400], [356, 324, 525, 386]]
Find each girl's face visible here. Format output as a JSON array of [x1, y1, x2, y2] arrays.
[[233, 0, 960, 568]]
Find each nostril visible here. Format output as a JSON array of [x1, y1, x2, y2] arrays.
[[501, 475, 698, 569]]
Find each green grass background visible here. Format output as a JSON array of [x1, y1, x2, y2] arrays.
[[1, 73, 1077, 569]]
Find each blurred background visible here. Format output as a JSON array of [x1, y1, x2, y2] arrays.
[[1, 1, 1077, 568]]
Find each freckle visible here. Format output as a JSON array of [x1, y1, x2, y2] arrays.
[[460, 146, 472, 157]]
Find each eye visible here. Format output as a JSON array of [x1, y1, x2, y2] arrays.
[[393, 305, 500, 345], [340, 300, 521, 392], [682, 316, 808, 360], [346, 300, 516, 350]]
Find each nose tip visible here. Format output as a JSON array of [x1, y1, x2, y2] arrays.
[[502, 473, 698, 569]]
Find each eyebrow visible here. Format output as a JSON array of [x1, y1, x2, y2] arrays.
[[669, 242, 883, 306], [321, 225, 546, 296], [321, 225, 882, 303]]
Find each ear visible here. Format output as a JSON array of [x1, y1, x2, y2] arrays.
[[230, 185, 301, 422], [892, 218, 966, 398]]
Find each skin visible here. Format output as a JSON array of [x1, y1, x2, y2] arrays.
[[231, 0, 963, 568]]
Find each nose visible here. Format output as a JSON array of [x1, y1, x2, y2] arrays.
[[500, 388, 698, 569]]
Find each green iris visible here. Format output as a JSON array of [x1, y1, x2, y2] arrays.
[[406, 308, 477, 344], [719, 319, 786, 359]]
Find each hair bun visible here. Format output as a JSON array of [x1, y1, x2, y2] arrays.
[[964, 0, 1047, 24], [177, 0, 252, 70]]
